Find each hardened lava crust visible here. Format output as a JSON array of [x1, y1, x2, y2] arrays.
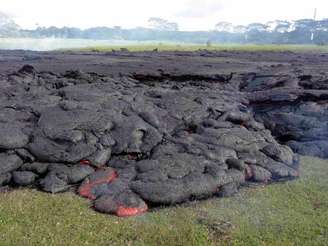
[[0, 49, 327, 216]]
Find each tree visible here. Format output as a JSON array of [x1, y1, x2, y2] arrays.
[[246, 23, 268, 32], [293, 19, 317, 31], [0, 11, 20, 37], [214, 22, 234, 32], [233, 25, 247, 33], [148, 18, 179, 31], [266, 20, 291, 33], [314, 19, 328, 31]]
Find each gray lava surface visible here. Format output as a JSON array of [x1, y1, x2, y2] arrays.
[[0, 49, 327, 216]]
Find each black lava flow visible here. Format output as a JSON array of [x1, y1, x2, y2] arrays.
[[1, 63, 327, 217]]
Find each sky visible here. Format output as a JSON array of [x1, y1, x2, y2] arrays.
[[1, 0, 327, 31]]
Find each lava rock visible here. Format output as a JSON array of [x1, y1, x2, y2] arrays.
[[69, 165, 95, 183], [0, 173, 11, 186], [78, 168, 117, 200], [15, 149, 36, 163], [87, 149, 111, 167], [217, 182, 238, 197], [94, 191, 148, 217], [0, 124, 29, 149], [18, 64, 36, 74], [0, 59, 309, 216], [20, 162, 49, 175], [226, 158, 246, 171], [262, 144, 294, 165], [249, 165, 272, 183], [12, 171, 37, 186], [0, 154, 23, 175], [40, 173, 70, 193]]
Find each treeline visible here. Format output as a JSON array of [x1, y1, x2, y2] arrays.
[[2, 15, 328, 44], [20, 26, 328, 45]]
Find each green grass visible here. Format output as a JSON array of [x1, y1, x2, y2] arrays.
[[74, 43, 328, 53], [0, 156, 327, 245]]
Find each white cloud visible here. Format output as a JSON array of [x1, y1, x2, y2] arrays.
[[0, 0, 327, 31], [175, 0, 224, 18]]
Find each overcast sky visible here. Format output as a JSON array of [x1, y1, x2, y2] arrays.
[[1, 0, 327, 31]]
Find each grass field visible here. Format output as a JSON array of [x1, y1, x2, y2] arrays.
[[2, 38, 328, 53], [0, 156, 327, 245], [76, 43, 328, 53]]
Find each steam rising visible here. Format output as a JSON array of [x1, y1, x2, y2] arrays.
[[0, 38, 143, 51]]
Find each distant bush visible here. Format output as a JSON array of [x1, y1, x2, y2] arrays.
[[206, 40, 212, 47]]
